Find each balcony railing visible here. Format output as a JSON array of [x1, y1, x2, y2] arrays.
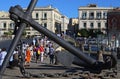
[[41, 18, 47, 20], [80, 17, 107, 20]]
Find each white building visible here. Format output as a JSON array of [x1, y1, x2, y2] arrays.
[[0, 5, 69, 37], [78, 4, 113, 33], [0, 11, 14, 35], [31, 5, 69, 35], [61, 15, 69, 33]]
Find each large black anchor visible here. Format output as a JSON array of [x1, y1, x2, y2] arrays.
[[0, 0, 117, 78], [0, 0, 38, 78]]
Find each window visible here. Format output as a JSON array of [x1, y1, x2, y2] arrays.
[[36, 13, 39, 19], [89, 12, 94, 19], [98, 23, 101, 28], [82, 12, 87, 19], [44, 13, 47, 19], [90, 23, 94, 28], [105, 22, 107, 28], [27, 32, 30, 34], [42, 13, 47, 19], [83, 22, 87, 28], [44, 23, 47, 28], [10, 23, 15, 29], [103, 12, 107, 19], [96, 12, 101, 19], [2, 22, 7, 29]]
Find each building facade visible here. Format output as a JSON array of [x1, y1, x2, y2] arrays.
[[0, 11, 14, 36], [68, 18, 78, 36], [31, 5, 69, 35], [0, 5, 69, 37], [107, 8, 120, 47], [78, 4, 113, 33], [61, 15, 69, 33]]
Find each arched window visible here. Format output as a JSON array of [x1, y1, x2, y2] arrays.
[[44, 13, 47, 19], [90, 22, 94, 28], [36, 13, 39, 19]]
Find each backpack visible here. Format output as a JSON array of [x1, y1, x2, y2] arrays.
[[37, 49, 41, 55]]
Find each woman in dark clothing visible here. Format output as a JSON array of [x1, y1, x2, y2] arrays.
[[35, 46, 40, 63], [49, 46, 55, 64]]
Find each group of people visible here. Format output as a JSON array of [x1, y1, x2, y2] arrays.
[[0, 47, 19, 68], [23, 37, 57, 66], [0, 37, 59, 68]]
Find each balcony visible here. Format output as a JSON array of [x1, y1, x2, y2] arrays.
[[81, 17, 87, 20], [41, 18, 47, 20], [89, 16, 94, 20], [80, 17, 107, 20]]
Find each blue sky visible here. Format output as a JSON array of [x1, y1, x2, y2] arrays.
[[0, 0, 120, 18]]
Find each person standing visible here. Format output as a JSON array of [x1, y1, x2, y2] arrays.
[[97, 50, 104, 63], [44, 45, 49, 58], [33, 38, 36, 46], [29, 44, 33, 60], [40, 44, 44, 62], [25, 46, 31, 66], [0, 48, 7, 67], [35, 45, 40, 63], [9, 48, 19, 68], [49, 46, 55, 64], [22, 42, 27, 55], [33, 46, 37, 60]]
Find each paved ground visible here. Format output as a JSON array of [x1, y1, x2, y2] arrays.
[[1, 57, 119, 79], [2, 57, 81, 79]]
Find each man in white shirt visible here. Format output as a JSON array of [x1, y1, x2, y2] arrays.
[[9, 49, 19, 68], [0, 48, 7, 66]]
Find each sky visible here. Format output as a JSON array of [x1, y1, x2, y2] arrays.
[[0, 0, 120, 18]]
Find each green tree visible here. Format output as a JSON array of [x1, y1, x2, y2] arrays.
[[78, 29, 89, 37], [22, 30, 27, 37], [4, 31, 13, 36]]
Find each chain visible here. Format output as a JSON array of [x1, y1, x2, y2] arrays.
[[17, 43, 117, 79], [18, 56, 117, 79]]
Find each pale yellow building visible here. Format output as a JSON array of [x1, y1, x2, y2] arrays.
[[68, 18, 79, 35], [0, 11, 14, 36], [70, 18, 78, 26], [0, 5, 69, 37]]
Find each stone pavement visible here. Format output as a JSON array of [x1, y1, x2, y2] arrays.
[[2, 57, 80, 79], [2, 57, 119, 79]]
